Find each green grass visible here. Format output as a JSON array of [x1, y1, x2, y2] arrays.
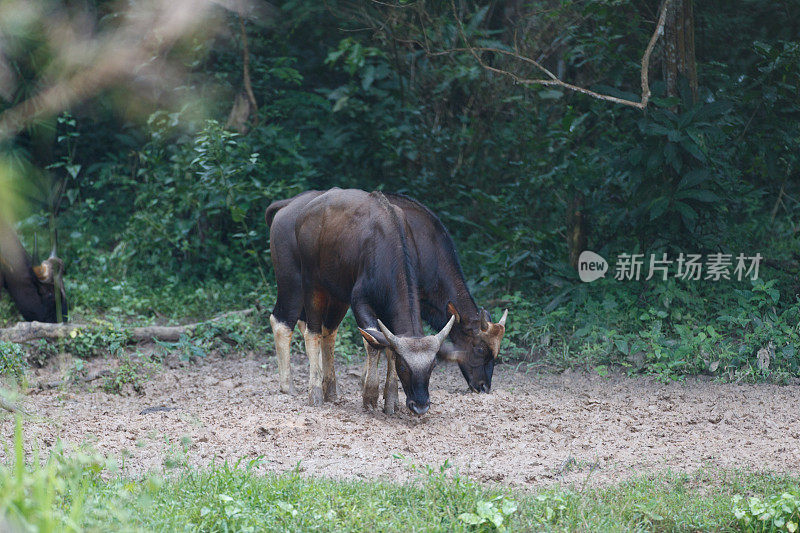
[[1, 421, 798, 532]]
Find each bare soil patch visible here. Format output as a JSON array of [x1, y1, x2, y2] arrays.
[[2, 352, 799, 487]]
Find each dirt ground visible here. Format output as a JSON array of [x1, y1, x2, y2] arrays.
[[2, 350, 800, 487]]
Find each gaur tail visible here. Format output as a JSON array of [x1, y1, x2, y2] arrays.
[[265, 198, 294, 227]]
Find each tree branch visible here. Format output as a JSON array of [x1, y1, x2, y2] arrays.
[[0, 0, 214, 141], [444, 0, 671, 109], [0, 308, 255, 344]]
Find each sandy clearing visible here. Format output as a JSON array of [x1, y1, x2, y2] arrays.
[[2, 351, 799, 487]]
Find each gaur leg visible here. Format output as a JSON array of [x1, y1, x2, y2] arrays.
[[302, 286, 330, 406], [362, 342, 382, 411], [360, 339, 370, 387], [269, 314, 296, 395], [302, 328, 324, 406], [383, 348, 399, 415], [270, 229, 304, 395], [321, 327, 338, 401], [321, 300, 348, 402], [270, 292, 303, 396], [351, 289, 382, 411]]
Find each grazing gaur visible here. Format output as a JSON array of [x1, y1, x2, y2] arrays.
[[384, 193, 507, 392], [0, 217, 68, 323], [268, 188, 455, 415], [266, 190, 507, 394]]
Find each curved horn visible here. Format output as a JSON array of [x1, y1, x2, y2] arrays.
[[33, 233, 40, 264], [434, 314, 457, 347], [49, 228, 58, 259], [376, 319, 400, 348], [480, 307, 490, 332], [498, 309, 508, 327]]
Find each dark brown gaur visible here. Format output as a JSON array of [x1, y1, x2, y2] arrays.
[[268, 188, 455, 415], [265, 190, 508, 394], [0, 216, 68, 323], [383, 193, 507, 392]]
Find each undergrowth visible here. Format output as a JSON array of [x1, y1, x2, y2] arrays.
[[1, 425, 799, 532]]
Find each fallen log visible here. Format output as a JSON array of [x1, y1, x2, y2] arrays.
[[36, 369, 111, 390], [0, 308, 256, 344], [0, 393, 29, 415]]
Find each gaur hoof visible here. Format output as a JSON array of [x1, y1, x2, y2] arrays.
[[323, 381, 337, 402], [309, 386, 324, 406], [383, 392, 398, 415]]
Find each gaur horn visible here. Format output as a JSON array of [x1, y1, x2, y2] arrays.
[[498, 309, 508, 327], [50, 228, 58, 259], [376, 320, 400, 348], [434, 314, 457, 346]]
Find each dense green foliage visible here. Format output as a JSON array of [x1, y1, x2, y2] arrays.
[[0, 341, 26, 383], [1, 0, 799, 379], [2, 423, 800, 532]]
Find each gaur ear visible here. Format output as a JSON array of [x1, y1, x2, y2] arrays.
[[33, 257, 63, 283], [32, 262, 53, 282], [359, 328, 389, 349], [446, 302, 461, 323], [437, 341, 465, 363], [480, 307, 491, 332]]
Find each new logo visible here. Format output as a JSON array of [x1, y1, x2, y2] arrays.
[[578, 251, 608, 282]]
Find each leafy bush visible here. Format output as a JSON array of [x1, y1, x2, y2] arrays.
[[102, 352, 159, 395], [734, 493, 800, 532], [62, 325, 131, 359], [458, 496, 518, 531], [0, 341, 27, 382], [119, 115, 311, 279]]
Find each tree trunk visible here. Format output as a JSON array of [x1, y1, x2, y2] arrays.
[[567, 192, 587, 270], [226, 10, 258, 134], [662, 0, 698, 102]]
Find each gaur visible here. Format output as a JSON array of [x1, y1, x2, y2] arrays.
[[268, 188, 455, 415], [265, 189, 507, 396], [0, 217, 68, 323]]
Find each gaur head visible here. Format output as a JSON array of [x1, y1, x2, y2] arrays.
[[359, 314, 456, 416], [29, 244, 69, 323], [439, 304, 507, 393], [1, 226, 69, 323]]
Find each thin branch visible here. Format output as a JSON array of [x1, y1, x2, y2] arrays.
[[445, 0, 672, 110], [638, 0, 670, 107], [429, 46, 559, 81], [369, 0, 415, 7]]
